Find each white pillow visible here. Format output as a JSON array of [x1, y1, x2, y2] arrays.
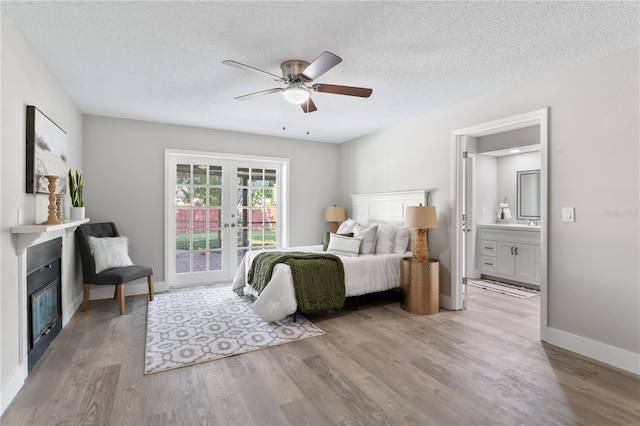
[[87, 236, 134, 274], [327, 233, 362, 257], [353, 223, 378, 255], [393, 228, 411, 254], [337, 218, 357, 234], [375, 223, 397, 254]]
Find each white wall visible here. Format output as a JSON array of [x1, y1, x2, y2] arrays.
[[82, 115, 340, 284], [1, 10, 83, 412], [474, 155, 498, 225], [339, 47, 639, 360], [496, 151, 541, 224]]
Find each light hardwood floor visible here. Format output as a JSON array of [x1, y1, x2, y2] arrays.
[[2, 285, 639, 425]]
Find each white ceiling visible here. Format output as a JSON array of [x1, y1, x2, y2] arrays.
[[2, 1, 638, 143]]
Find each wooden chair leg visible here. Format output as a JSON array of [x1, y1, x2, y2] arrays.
[[81, 284, 90, 311], [147, 275, 154, 301], [117, 284, 125, 315], [113, 286, 118, 299]]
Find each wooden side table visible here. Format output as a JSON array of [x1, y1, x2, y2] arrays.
[[400, 258, 439, 314]]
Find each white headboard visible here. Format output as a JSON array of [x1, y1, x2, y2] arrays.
[[350, 190, 428, 225]]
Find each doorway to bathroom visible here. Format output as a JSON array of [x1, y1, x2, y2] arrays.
[[451, 108, 548, 340]]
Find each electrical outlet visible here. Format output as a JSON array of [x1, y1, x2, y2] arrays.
[[562, 207, 575, 222]]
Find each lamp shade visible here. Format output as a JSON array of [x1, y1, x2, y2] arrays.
[[324, 206, 346, 222], [405, 205, 437, 229]]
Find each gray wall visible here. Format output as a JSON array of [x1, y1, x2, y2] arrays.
[[1, 10, 83, 394], [339, 47, 639, 355], [478, 125, 540, 152], [82, 115, 340, 283]]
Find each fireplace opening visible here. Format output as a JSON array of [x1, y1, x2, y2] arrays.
[[26, 237, 62, 371]]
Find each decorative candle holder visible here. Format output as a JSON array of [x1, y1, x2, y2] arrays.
[[55, 194, 66, 224], [42, 175, 63, 225]]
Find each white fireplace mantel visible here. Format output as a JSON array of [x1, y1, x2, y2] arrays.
[[11, 218, 89, 255]]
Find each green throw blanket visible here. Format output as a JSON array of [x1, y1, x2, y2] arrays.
[[247, 251, 345, 312]]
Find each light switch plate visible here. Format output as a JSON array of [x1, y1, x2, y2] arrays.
[[562, 207, 575, 222]]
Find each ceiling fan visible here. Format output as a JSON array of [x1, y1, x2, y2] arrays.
[[223, 51, 372, 113]]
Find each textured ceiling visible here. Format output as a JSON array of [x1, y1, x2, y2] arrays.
[[2, 1, 638, 143]]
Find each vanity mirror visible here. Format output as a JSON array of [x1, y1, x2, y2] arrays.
[[517, 169, 541, 220]]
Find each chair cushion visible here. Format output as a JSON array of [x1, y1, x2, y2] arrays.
[[95, 265, 154, 286]]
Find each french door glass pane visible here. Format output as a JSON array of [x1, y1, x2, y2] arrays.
[[176, 164, 190, 184], [193, 165, 206, 184], [176, 230, 190, 273], [208, 188, 222, 207], [176, 208, 189, 229], [208, 251, 222, 271], [193, 187, 206, 206], [176, 186, 191, 205], [209, 166, 222, 185], [265, 169, 276, 187], [251, 168, 264, 187]]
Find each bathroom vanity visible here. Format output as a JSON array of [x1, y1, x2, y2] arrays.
[[477, 224, 540, 287]]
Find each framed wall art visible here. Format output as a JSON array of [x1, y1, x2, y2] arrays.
[[26, 105, 67, 194]]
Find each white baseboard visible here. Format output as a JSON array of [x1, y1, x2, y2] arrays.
[[546, 327, 640, 375], [1, 366, 25, 416], [439, 294, 453, 310], [88, 280, 168, 300]]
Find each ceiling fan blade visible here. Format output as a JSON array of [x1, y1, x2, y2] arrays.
[[301, 51, 342, 81], [312, 84, 373, 98], [223, 60, 284, 81], [301, 98, 318, 113], [234, 88, 283, 100]]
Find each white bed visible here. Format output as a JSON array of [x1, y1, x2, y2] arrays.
[[231, 190, 428, 322]]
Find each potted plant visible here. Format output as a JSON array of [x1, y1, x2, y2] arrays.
[[68, 168, 85, 220]]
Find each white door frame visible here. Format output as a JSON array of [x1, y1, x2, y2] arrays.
[[164, 148, 290, 287], [450, 108, 549, 340]]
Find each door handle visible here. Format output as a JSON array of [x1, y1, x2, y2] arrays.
[[515, 247, 518, 255], [511, 247, 514, 255], [223, 223, 229, 228], [230, 223, 236, 228]]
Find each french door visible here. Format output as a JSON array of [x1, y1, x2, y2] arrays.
[[165, 151, 284, 286]]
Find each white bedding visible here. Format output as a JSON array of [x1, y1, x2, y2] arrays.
[[231, 245, 409, 322]]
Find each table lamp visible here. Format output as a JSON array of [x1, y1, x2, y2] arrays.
[[324, 205, 346, 233], [404, 205, 437, 263]]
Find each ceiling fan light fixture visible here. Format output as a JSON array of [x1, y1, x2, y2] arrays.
[[283, 85, 311, 104]]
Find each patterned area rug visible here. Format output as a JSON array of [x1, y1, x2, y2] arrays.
[[145, 286, 324, 374], [468, 279, 540, 298]]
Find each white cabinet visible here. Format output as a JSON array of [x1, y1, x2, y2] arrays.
[[477, 225, 540, 286]]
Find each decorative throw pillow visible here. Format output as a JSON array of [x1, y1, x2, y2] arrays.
[[337, 218, 357, 234], [375, 223, 397, 254], [327, 233, 362, 257], [353, 223, 378, 255], [393, 228, 411, 254], [323, 231, 354, 251], [87, 236, 134, 274]]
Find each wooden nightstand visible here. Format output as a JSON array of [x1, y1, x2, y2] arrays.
[[400, 258, 439, 314]]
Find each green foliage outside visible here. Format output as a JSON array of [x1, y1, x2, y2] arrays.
[[176, 230, 276, 250]]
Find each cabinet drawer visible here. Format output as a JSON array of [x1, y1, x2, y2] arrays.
[[480, 240, 497, 256], [480, 256, 497, 273]]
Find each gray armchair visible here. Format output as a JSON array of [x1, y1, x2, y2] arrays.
[[76, 222, 154, 315]]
